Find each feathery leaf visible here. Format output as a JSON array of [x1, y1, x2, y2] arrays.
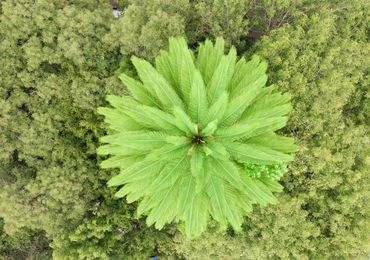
[[98, 37, 297, 239]]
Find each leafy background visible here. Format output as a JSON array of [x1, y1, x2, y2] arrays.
[[0, 0, 368, 259]]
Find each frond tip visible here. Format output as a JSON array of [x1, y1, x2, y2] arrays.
[[97, 37, 298, 238]]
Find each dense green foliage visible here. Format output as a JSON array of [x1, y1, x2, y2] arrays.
[[98, 37, 297, 238], [0, 0, 368, 259]]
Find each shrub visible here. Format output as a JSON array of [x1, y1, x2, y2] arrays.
[[0, 0, 175, 258], [106, 0, 190, 60]]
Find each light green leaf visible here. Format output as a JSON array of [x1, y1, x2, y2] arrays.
[[108, 160, 165, 187], [208, 156, 243, 190], [242, 92, 292, 120], [206, 140, 229, 160], [173, 106, 196, 135], [146, 143, 191, 161], [100, 154, 145, 169], [97, 144, 142, 156], [206, 174, 242, 231], [100, 131, 167, 151], [206, 91, 229, 124], [240, 176, 278, 206], [191, 147, 204, 177], [183, 191, 210, 238], [196, 37, 225, 85], [221, 75, 267, 126], [225, 142, 293, 164], [188, 69, 207, 127], [215, 117, 288, 142], [201, 120, 218, 136], [228, 55, 261, 94], [178, 174, 196, 217], [144, 156, 189, 228], [97, 107, 143, 131], [132, 56, 184, 109], [230, 55, 268, 98], [155, 37, 196, 104], [207, 48, 237, 105], [246, 132, 299, 153], [119, 73, 160, 107]]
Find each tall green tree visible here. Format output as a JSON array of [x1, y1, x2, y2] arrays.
[[98, 37, 297, 238]]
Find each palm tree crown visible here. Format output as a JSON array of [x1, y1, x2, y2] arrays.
[[97, 37, 298, 238]]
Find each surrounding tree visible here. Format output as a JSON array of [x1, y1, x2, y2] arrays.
[[0, 0, 368, 259]]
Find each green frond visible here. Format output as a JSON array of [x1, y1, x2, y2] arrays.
[[107, 160, 165, 187], [139, 105, 183, 134], [155, 37, 196, 104], [100, 154, 145, 169], [207, 47, 237, 105], [196, 173, 210, 195], [242, 92, 292, 120], [155, 50, 180, 95], [221, 75, 267, 126], [246, 132, 299, 153], [259, 176, 284, 193], [188, 69, 207, 127], [143, 157, 189, 229], [229, 55, 268, 98], [145, 143, 191, 161], [228, 55, 258, 93], [173, 106, 197, 135], [146, 185, 180, 229], [115, 171, 157, 201], [201, 120, 218, 136], [172, 37, 196, 105], [208, 157, 243, 191], [206, 173, 243, 231], [240, 175, 278, 206], [97, 107, 143, 131], [190, 147, 204, 177], [132, 56, 184, 110], [206, 140, 229, 160], [100, 131, 167, 151], [165, 136, 189, 146], [206, 91, 229, 124], [105, 95, 140, 111], [225, 142, 293, 164], [252, 84, 280, 102], [118, 73, 160, 108], [146, 155, 189, 194], [177, 174, 196, 217], [215, 117, 288, 142], [196, 37, 225, 85], [96, 144, 142, 156], [183, 191, 210, 238], [194, 154, 210, 193], [202, 145, 213, 156], [227, 57, 246, 91], [104, 96, 163, 130]]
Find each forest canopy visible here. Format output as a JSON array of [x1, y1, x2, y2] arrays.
[[0, 0, 369, 259]]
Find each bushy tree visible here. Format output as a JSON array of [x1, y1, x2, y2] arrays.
[[106, 0, 190, 60], [193, 0, 251, 46], [0, 221, 51, 260], [167, 2, 369, 259], [252, 7, 370, 257], [0, 0, 177, 258]]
